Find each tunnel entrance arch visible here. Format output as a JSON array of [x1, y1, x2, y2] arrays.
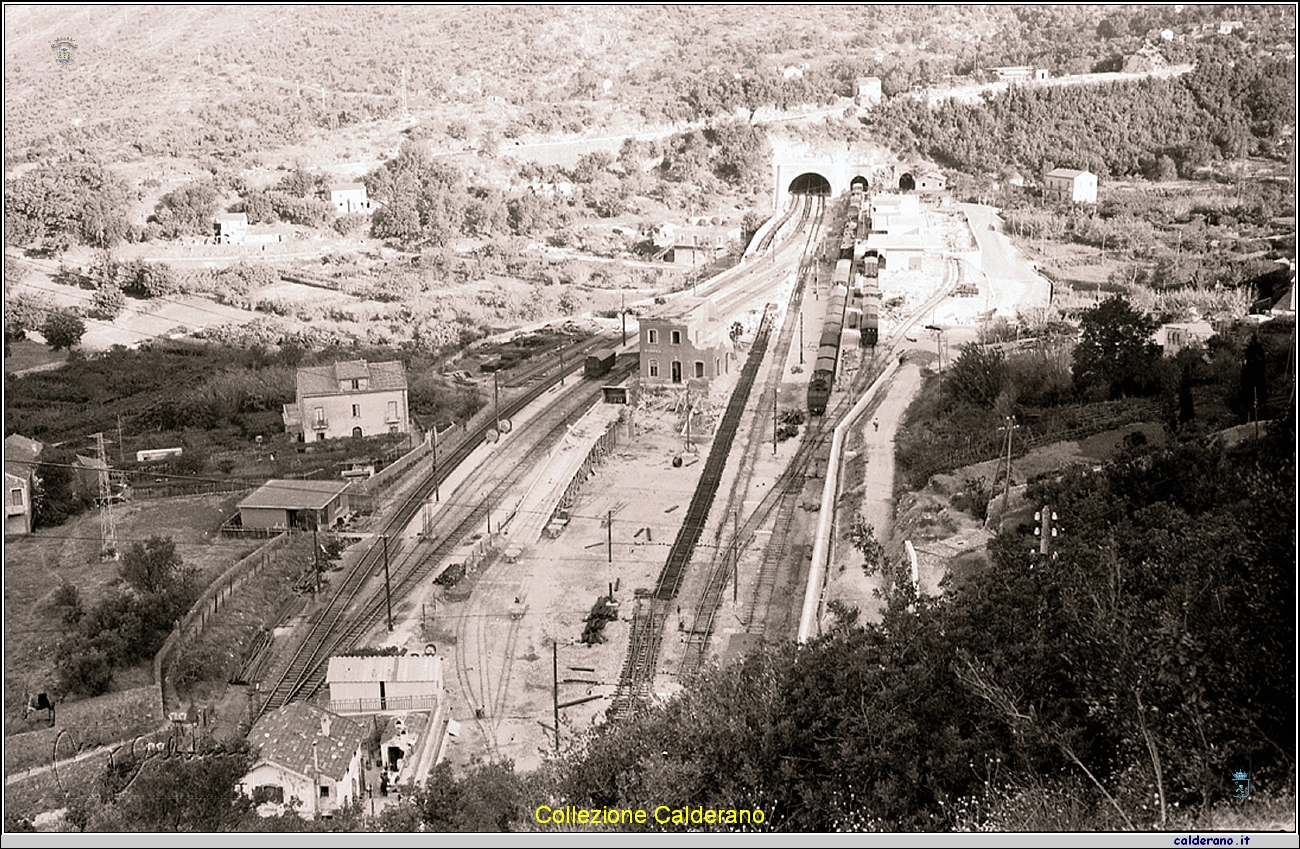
[[849, 175, 870, 193], [788, 172, 832, 196], [899, 172, 916, 191]]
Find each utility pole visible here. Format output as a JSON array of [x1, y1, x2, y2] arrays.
[[732, 510, 739, 604], [313, 528, 321, 594], [772, 386, 778, 455], [432, 424, 440, 503], [493, 371, 500, 429], [621, 292, 627, 346], [1000, 416, 1017, 512], [552, 642, 560, 754], [382, 535, 393, 631], [607, 510, 613, 564], [685, 384, 692, 451], [799, 310, 804, 364]]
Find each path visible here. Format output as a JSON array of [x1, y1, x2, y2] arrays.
[[825, 361, 925, 623], [961, 203, 1052, 316]]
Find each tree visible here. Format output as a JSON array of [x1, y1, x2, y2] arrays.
[[41, 310, 87, 351], [90, 285, 127, 320], [154, 184, 219, 238], [119, 259, 180, 299], [1071, 295, 1160, 400], [945, 345, 1008, 409], [120, 535, 187, 596], [4, 290, 54, 341]]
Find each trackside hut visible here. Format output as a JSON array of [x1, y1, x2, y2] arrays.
[[237, 479, 351, 531], [327, 654, 444, 715], [241, 703, 365, 818]]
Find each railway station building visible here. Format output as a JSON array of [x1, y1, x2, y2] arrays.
[[283, 360, 411, 442], [638, 297, 734, 385]]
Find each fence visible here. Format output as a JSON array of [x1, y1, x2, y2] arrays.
[[153, 531, 296, 717], [130, 479, 257, 501], [906, 400, 1161, 484], [548, 416, 622, 527], [328, 693, 439, 715]]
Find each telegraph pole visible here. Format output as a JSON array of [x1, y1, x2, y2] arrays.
[[552, 642, 560, 754], [621, 292, 627, 346], [493, 372, 500, 429], [432, 425, 440, 503], [313, 528, 321, 594], [772, 387, 778, 455], [1001, 416, 1017, 512], [382, 535, 393, 631], [607, 510, 613, 564]]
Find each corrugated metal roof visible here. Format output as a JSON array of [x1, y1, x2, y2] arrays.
[[238, 479, 349, 511], [297, 360, 408, 398], [327, 654, 443, 684], [246, 703, 364, 782]]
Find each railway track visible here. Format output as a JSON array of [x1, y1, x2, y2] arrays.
[[610, 302, 777, 717], [678, 197, 828, 674], [257, 341, 629, 715], [678, 243, 963, 670]]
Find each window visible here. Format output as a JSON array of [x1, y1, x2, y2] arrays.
[[320, 785, 330, 798], [647, 329, 658, 344], [317, 433, 325, 441], [648, 359, 659, 378], [314, 407, 325, 426], [671, 330, 681, 345], [386, 400, 398, 422], [10, 488, 23, 507], [352, 404, 360, 417], [350, 378, 359, 390], [695, 361, 705, 378]]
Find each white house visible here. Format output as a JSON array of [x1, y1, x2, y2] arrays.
[[1044, 168, 1098, 204], [241, 703, 366, 818], [329, 183, 373, 216]]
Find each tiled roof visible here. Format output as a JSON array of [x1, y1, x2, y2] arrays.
[[247, 703, 364, 783], [327, 654, 443, 684], [331, 183, 366, 193], [297, 360, 408, 398], [238, 479, 350, 511], [216, 212, 248, 223], [4, 434, 43, 467], [1046, 168, 1091, 179]]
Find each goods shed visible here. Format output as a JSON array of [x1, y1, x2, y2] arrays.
[[237, 479, 351, 531]]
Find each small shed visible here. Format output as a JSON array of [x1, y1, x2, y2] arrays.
[[237, 479, 351, 531], [326, 654, 444, 715]]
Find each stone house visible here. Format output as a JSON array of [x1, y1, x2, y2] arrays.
[[283, 360, 411, 442]]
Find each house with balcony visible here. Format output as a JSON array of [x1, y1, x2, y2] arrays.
[[283, 360, 410, 442], [638, 297, 734, 385], [241, 703, 366, 818]]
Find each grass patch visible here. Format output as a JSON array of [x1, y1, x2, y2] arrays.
[[168, 535, 324, 701], [3, 338, 66, 375], [3, 493, 257, 730]]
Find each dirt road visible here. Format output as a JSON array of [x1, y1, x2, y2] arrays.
[[961, 203, 1052, 316]]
